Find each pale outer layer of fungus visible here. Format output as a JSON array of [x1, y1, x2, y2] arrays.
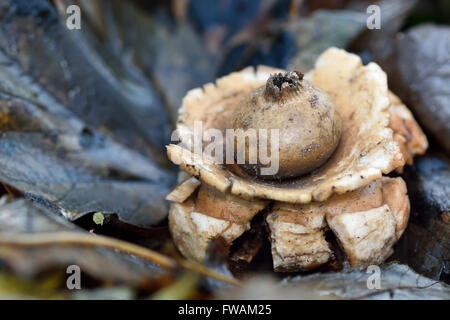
[[388, 91, 428, 169], [267, 177, 410, 271], [168, 48, 407, 204], [168, 178, 268, 261], [166, 47, 428, 269]]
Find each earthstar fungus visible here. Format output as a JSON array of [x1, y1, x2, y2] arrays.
[[166, 48, 428, 271]]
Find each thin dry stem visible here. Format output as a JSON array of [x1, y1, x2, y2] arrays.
[[0, 232, 242, 287]]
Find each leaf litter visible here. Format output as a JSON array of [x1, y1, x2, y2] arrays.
[[0, 0, 448, 299]]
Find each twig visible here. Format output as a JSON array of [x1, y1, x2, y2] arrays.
[[0, 232, 242, 287]]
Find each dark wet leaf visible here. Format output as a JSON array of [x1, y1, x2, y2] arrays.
[[142, 20, 217, 121], [88, 0, 218, 122], [350, 0, 418, 63], [286, 9, 367, 71], [189, 0, 285, 44], [1, 0, 172, 161], [220, 263, 450, 299], [375, 24, 450, 154], [0, 0, 177, 226], [0, 198, 169, 286], [395, 156, 450, 283], [200, 0, 293, 74]]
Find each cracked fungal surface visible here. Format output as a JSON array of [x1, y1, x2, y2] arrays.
[[166, 48, 427, 271]]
